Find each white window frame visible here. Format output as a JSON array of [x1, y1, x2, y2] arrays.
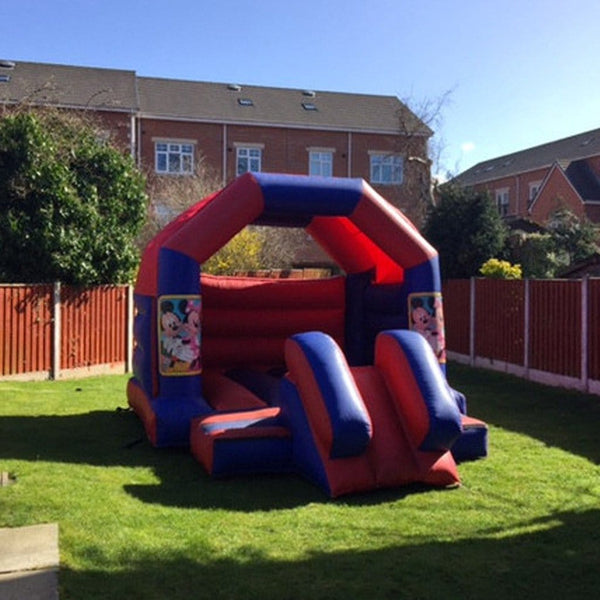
[[529, 181, 542, 204], [235, 144, 263, 175], [154, 140, 195, 175], [369, 152, 403, 185], [308, 148, 334, 177], [495, 188, 510, 217]]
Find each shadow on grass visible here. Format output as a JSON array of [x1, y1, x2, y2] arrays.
[[0, 409, 156, 467], [448, 363, 600, 464], [0, 408, 453, 510], [59, 507, 600, 600], [1, 408, 432, 510], [0, 408, 333, 510]]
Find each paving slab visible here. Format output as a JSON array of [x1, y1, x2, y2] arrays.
[[0, 523, 59, 600], [0, 568, 58, 600]]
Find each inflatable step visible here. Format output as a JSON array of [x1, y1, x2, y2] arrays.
[[451, 415, 488, 462], [190, 407, 293, 477]]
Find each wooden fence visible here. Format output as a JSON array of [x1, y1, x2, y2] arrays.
[[0, 283, 132, 380], [443, 278, 600, 394], [1, 279, 599, 395]]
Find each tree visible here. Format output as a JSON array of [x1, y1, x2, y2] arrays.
[[0, 109, 147, 284], [388, 90, 454, 227], [139, 159, 222, 249], [503, 229, 564, 278], [546, 207, 599, 266], [423, 185, 507, 279]]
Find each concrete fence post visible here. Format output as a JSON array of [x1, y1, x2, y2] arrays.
[[51, 281, 61, 380], [126, 284, 134, 374], [469, 277, 476, 367], [524, 278, 530, 375], [581, 276, 589, 392]]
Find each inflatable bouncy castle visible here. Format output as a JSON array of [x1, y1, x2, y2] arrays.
[[127, 173, 487, 497]]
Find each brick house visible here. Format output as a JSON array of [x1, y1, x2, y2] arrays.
[[450, 128, 600, 224], [0, 60, 432, 227]]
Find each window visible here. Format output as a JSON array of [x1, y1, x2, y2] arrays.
[[370, 153, 403, 185], [309, 150, 333, 177], [495, 188, 510, 217], [155, 142, 194, 175], [236, 146, 262, 175], [529, 181, 542, 203]]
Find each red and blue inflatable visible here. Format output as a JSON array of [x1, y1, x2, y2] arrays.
[[127, 172, 487, 497]]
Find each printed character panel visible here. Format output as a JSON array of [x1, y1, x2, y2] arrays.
[[158, 295, 202, 376], [408, 292, 446, 363]]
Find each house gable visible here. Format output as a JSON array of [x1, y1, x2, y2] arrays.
[[529, 162, 585, 222]]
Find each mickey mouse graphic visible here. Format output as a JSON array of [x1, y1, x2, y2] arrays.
[[159, 299, 197, 372]]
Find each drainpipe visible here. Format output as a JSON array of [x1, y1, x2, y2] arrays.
[[136, 116, 142, 168], [347, 132, 352, 177], [222, 124, 228, 186], [130, 113, 136, 159]]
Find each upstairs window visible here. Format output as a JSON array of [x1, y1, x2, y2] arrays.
[[309, 150, 333, 177], [495, 188, 510, 217], [370, 153, 403, 185], [236, 146, 262, 175], [155, 142, 194, 175], [529, 181, 542, 204]]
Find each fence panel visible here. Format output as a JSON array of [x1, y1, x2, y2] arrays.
[[529, 280, 581, 378], [474, 279, 525, 364], [589, 279, 600, 381], [442, 279, 470, 355], [0, 285, 53, 377], [60, 285, 128, 370]]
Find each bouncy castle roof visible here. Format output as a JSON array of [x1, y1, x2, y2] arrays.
[[135, 173, 437, 296]]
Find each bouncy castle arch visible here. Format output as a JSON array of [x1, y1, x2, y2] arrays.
[[136, 172, 440, 296]]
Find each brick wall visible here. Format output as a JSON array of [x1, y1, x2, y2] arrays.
[[137, 117, 429, 204]]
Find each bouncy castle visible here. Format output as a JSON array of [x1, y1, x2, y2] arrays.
[[127, 172, 487, 497]]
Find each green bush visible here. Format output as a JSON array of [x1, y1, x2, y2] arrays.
[[202, 227, 265, 275]]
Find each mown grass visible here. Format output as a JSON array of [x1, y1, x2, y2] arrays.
[[0, 366, 599, 599]]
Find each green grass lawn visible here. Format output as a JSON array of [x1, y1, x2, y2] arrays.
[[1, 365, 599, 599]]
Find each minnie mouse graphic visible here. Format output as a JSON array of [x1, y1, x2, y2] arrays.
[[182, 299, 201, 372], [409, 293, 446, 363]]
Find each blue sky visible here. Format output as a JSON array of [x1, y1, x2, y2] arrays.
[[2, 0, 599, 178]]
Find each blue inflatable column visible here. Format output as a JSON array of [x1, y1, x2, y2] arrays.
[[402, 257, 447, 369]]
